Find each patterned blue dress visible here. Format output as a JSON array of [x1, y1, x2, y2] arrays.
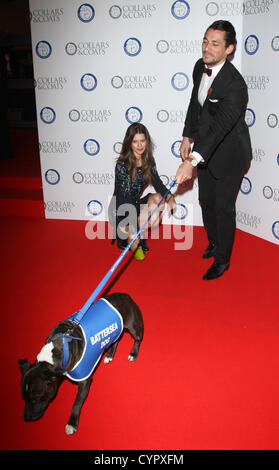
[[109, 159, 168, 231]]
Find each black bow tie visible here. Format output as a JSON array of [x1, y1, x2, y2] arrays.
[[203, 66, 212, 77]]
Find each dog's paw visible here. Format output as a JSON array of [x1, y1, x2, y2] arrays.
[[65, 424, 77, 435], [104, 356, 113, 364], [128, 354, 137, 362]]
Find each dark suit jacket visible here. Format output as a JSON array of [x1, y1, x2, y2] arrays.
[[183, 58, 252, 178]]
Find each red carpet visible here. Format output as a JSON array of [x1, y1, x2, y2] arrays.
[[1, 218, 279, 450], [1, 129, 279, 450]]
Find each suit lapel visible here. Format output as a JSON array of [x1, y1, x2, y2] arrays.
[[193, 60, 204, 98], [203, 60, 230, 106]]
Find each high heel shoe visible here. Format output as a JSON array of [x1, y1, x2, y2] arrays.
[[111, 231, 128, 250], [140, 237, 149, 253]]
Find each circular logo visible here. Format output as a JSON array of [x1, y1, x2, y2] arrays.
[[73, 172, 84, 184], [245, 108, 256, 127], [157, 110, 170, 123], [171, 72, 189, 91], [272, 221, 279, 240], [240, 176, 252, 195], [65, 42, 77, 55], [124, 37, 142, 56], [80, 73, 97, 91], [35, 41, 52, 59], [267, 113, 278, 128], [171, 140, 182, 158], [125, 106, 143, 124], [159, 175, 170, 186], [156, 40, 169, 54], [77, 3, 95, 22], [206, 2, 219, 16], [87, 200, 103, 216], [113, 142, 123, 154], [83, 139, 100, 156], [271, 36, 279, 52], [245, 35, 259, 55], [171, 1, 190, 19], [111, 75, 124, 89], [69, 109, 81, 122], [263, 185, 273, 199], [172, 203, 188, 220], [40, 107, 56, 124], [45, 169, 60, 185], [109, 5, 122, 18]]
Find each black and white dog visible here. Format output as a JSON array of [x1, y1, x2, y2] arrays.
[[19, 293, 143, 435]]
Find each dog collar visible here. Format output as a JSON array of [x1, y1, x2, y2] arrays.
[[52, 333, 82, 370]]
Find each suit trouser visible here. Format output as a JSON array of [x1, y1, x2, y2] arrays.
[[198, 166, 243, 264]]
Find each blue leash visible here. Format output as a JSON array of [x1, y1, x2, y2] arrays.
[[74, 180, 176, 324]]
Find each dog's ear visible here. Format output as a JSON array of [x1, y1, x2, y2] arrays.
[[18, 359, 32, 375]]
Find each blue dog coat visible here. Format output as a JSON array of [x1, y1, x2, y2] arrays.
[[66, 298, 123, 382]]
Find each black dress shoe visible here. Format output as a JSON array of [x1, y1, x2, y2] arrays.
[[140, 238, 149, 252], [203, 261, 229, 280], [202, 243, 216, 259]]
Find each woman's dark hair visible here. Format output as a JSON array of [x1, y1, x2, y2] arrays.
[[208, 20, 237, 50], [118, 122, 154, 183]]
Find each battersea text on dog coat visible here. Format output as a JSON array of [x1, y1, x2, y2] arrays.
[[66, 298, 123, 382]]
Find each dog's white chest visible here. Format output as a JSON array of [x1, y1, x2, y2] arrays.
[[37, 342, 55, 365]]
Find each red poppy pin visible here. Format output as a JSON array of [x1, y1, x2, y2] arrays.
[[207, 87, 212, 97]]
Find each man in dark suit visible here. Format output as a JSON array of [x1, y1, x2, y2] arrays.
[[175, 20, 252, 280]]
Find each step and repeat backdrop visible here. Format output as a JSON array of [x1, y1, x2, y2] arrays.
[[29, 0, 279, 245]]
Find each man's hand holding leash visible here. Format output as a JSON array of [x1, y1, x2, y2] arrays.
[[175, 137, 196, 185]]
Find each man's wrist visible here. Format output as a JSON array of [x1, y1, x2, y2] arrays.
[[190, 151, 204, 164], [183, 136, 194, 144], [185, 156, 198, 167]]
